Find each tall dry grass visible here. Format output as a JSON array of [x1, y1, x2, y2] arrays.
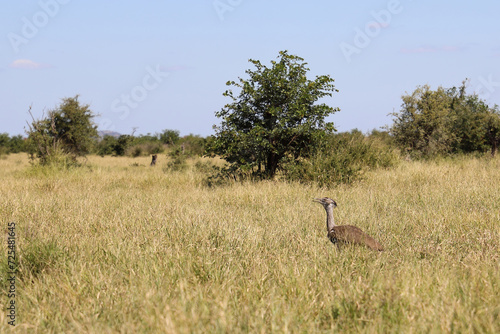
[[1, 153, 499, 333]]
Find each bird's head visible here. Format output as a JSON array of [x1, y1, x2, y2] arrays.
[[313, 197, 337, 209]]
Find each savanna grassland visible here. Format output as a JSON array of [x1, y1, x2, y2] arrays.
[[1, 153, 499, 333]]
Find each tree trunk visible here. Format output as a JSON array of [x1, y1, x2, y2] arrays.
[[266, 152, 279, 178], [492, 139, 498, 157]]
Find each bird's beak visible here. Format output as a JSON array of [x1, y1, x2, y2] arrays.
[[313, 198, 322, 203]]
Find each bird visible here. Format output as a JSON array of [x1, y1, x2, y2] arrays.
[[313, 197, 384, 251]]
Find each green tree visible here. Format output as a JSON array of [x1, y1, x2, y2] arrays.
[[132, 133, 160, 145], [178, 134, 206, 157], [8, 135, 26, 153], [113, 135, 133, 156], [450, 90, 490, 153], [207, 51, 339, 179], [159, 129, 180, 146], [390, 85, 456, 157], [0, 133, 9, 155], [483, 106, 500, 156], [26, 96, 98, 165], [449, 86, 500, 156], [390, 81, 500, 157], [96, 135, 118, 156]]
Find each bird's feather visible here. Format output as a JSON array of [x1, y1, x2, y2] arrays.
[[328, 225, 384, 251]]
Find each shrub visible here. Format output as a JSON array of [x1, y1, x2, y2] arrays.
[[96, 135, 117, 156], [158, 129, 180, 146], [95, 135, 133, 157], [178, 134, 206, 157], [26, 96, 98, 166], [126, 143, 165, 157], [283, 130, 399, 186], [193, 160, 218, 174], [164, 149, 188, 172], [128, 145, 143, 158], [390, 80, 500, 158], [8, 135, 27, 153], [0, 133, 26, 154], [164, 157, 187, 172]]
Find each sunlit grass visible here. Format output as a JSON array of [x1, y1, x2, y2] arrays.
[[1, 153, 499, 333]]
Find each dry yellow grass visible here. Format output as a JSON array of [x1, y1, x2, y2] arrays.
[[1, 153, 499, 333]]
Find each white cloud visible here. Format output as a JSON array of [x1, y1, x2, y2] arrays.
[[9, 59, 52, 69]]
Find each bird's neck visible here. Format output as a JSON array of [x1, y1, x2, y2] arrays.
[[325, 207, 336, 231]]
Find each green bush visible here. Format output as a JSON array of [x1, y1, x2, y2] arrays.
[[95, 135, 117, 156], [177, 134, 206, 157], [128, 145, 143, 158], [126, 143, 165, 157], [8, 135, 27, 153], [283, 130, 399, 186], [26, 96, 98, 166], [0, 133, 27, 154], [193, 160, 218, 174], [164, 157, 187, 172], [390, 81, 500, 158], [0, 146, 8, 158], [96, 135, 133, 156], [164, 149, 188, 172]]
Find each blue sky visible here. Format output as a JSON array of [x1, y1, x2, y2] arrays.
[[1, 0, 499, 136]]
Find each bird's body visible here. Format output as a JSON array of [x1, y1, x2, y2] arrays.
[[313, 197, 384, 251]]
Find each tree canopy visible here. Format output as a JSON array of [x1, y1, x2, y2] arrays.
[[207, 51, 339, 179], [390, 80, 500, 157], [26, 96, 98, 165]]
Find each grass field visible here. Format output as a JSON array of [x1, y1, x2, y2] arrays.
[[1, 153, 499, 333]]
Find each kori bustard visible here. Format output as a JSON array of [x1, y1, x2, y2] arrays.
[[313, 197, 384, 251]]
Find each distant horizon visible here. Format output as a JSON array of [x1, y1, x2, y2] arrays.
[[3, 120, 393, 138]]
